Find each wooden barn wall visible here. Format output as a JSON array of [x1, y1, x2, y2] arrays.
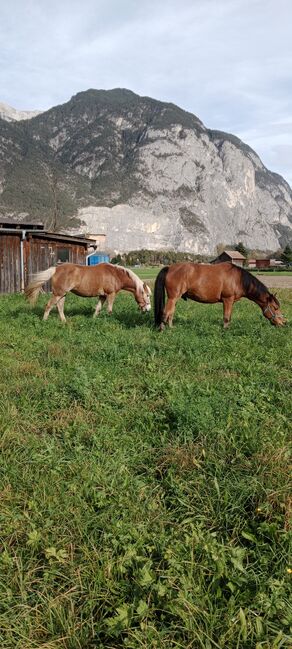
[[24, 238, 87, 291], [0, 234, 87, 293], [24, 239, 86, 275], [0, 235, 22, 293]]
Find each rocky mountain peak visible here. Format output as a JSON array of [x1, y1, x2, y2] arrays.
[[0, 102, 42, 122], [0, 89, 291, 253]]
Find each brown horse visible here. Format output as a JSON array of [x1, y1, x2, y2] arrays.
[[154, 262, 286, 330], [25, 263, 151, 322]]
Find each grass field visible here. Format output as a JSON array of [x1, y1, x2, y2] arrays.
[[254, 271, 292, 276], [130, 266, 292, 282], [128, 267, 160, 281], [0, 288, 292, 649]]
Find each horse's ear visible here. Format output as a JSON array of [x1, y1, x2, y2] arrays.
[[144, 282, 151, 294]]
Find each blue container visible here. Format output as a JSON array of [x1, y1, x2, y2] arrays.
[[87, 253, 110, 266]]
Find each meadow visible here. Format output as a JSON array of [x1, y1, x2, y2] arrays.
[[0, 284, 291, 649]]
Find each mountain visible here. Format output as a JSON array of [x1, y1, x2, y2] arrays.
[[0, 88, 291, 253], [0, 102, 42, 122]]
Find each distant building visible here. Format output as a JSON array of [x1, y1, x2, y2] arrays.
[[213, 250, 246, 267], [255, 259, 270, 269], [270, 259, 284, 267], [0, 219, 92, 293], [86, 233, 106, 251], [255, 258, 284, 269]]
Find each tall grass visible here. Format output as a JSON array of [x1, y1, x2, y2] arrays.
[[0, 290, 291, 648]]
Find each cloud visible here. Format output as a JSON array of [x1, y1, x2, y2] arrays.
[[0, 0, 291, 186]]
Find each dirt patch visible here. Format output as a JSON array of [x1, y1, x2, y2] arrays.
[[255, 274, 292, 289]]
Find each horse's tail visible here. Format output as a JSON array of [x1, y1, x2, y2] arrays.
[[154, 266, 169, 327], [25, 267, 57, 305]]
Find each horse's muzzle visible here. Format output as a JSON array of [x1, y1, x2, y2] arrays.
[[271, 316, 286, 326]]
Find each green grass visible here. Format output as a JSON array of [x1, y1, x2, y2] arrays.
[[128, 266, 160, 281], [131, 266, 292, 282], [0, 290, 291, 649], [254, 271, 292, 276]]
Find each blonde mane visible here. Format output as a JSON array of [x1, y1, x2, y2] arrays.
[[109, 263, 144, 293]]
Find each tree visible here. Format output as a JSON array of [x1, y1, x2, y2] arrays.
[[111, 254, 124, 265], [42, 163, 60, 232], [49, 170, 59, 232], [235, 242, 247, 257], [280, 245, 292, 264]]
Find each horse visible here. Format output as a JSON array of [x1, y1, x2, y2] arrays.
[[154, 262, 286, 330], [25, 263, 151, 322]]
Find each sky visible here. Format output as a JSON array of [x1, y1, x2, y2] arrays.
[[1, 0, 292, 187]]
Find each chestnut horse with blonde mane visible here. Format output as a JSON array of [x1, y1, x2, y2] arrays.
[[154, 262, 285, 330], [25, 263, 151, 322]]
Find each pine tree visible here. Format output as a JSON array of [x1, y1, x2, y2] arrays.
[[280, 245, 292, 264], [235, 242, 247, 257]]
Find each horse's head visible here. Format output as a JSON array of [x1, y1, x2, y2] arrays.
[[135, 282, 152, 312], [262, 293, 286, 326]]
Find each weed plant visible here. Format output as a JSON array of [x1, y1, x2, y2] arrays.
[[0, 290, 291, 648]]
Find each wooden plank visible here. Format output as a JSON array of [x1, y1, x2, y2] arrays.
[[0, 235, 89, 293], [0, 234, 22, 293]]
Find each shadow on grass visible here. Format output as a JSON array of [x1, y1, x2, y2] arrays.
[[9, 301, 154, 330], [109, 309, 153, 329], [11, 302, 95, 320]]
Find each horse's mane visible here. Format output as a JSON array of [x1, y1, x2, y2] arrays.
[[109, 264, 144, 292], [238, 266, 271, 300]]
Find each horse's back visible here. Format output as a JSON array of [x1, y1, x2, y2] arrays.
[[165, 262, 239, 301], [53, 262, 118, 296]]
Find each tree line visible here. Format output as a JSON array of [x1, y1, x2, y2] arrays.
[[111, 244, 292, 266], [110, 249, 210, 266]]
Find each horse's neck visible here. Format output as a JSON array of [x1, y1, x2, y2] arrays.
[[240, 271, 269, 306], [247, 287, 268, 306], [116, 267, 136, 292]]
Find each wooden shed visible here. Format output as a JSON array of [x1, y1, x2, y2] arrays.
[[213, 250, 246, 267], [0, 220, 93, 293], [255, 259, 271, 269]]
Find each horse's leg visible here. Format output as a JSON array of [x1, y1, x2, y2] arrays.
[[93, 295, 106, 318], [222, 297, 234, 328], [43, 294, 60, 321], [162, 297, 179, 329], [56, 296, 66, 323], [106, 292, 116, 315]]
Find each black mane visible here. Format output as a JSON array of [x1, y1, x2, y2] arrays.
[[239, 267, 270, 300]]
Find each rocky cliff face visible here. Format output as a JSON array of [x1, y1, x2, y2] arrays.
[[0, 102, 42, 122], [0, 89, 291, 253]]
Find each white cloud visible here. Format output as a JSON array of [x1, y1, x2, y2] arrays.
[[0, 0, 291, 186]]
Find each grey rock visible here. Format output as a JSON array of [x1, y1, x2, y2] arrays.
[[0, 89, 291, 253], [0, 102, 42, 122]]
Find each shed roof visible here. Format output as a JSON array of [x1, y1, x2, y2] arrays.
[[0, 219, 44, 230], [223, 250, 246, 259], [0, 221, 93, 245], [28, 231, 93, 245]]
